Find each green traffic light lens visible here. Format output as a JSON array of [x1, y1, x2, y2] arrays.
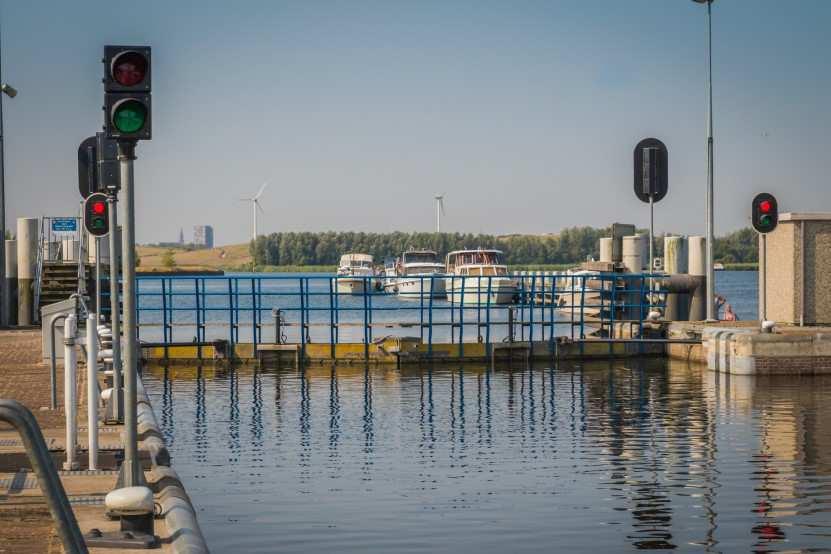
[[760, 214, 772, 227], [112, 100, 147, 134]]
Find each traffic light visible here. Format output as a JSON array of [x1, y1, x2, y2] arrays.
[[84, 193, 110, 236], [103, 46, 151, 140], [752, 192, 778, 234]]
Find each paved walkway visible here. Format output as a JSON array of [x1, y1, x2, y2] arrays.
[[0, 329, 175, 553]]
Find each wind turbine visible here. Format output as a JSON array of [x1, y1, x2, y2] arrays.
[[240, 182, 268, 242], [434, 193, 445, 233]]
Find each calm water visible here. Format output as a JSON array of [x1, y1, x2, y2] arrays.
[[145, 359, 831, 553]]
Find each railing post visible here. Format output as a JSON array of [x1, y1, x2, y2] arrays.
[[227, 279, 235, 353], [529, 274, 536, 344], [458, 276, 465, 358], [427, 276, 434, 358], [328, 277, 335, 358], [485, 276, 492, 358], [251, 277, 258, 347], [299, 277, 306, 360], [362, 277, 369, 361], [63, 313, 79, 470]]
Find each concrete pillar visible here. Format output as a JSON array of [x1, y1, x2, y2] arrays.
[[663, 236, 689, 321], [17, 218, 38, 325], [688, 236, 706, 276], [622, 236, 643, 273], [599, 238, 613, 263], [4, 240, 17, 325]]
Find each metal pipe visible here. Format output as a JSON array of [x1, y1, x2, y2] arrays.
[[49, 314, 67, 410], [759, 232, 766, 321], [63, 312, 78, 470], [704, 0, 716, 321], [107, 191, 122, 422], [118, 142, 140, 487], [0, 399, 88, 554], [86, 311, 98, 470]]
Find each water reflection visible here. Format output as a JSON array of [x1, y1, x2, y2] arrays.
[[144, 362, 831, 553]]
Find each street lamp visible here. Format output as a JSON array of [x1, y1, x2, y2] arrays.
[[0, 77, 17, 327], [692, 0, 716, 321]]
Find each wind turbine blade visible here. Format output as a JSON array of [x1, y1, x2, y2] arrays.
[[257, 201, 266, 215], [254, 182, 268, 200], [440, 197, 445, 215]]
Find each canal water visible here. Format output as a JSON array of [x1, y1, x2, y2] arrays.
[[145, 361, 831, 553]]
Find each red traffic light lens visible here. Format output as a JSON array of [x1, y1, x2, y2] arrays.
[[92, 201, 106, 215], [112, 51, 147, 87], [759, 200, 772, 213]]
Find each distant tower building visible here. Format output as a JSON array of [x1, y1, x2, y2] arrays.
[[193, 225, 214, 248], [179, 228, 184, 245]]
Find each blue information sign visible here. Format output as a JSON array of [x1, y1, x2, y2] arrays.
[[51, 218, 77, 232]]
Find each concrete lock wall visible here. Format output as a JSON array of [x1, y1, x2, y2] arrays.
[[16, 218, 38, 325], [765, 213, 831, 325]]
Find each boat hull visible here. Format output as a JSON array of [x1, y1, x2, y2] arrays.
[[444, 277, 517, 305], [396, 275, 446, 299], [335, 278, 370, 295]]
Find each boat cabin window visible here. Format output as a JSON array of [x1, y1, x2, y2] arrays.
[[403, 252, 437, 264]]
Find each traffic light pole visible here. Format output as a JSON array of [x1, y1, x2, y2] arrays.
[[118, 141, 140, 487], [94, 238, 102, 320], [759, 233, 766, 322], [106, 190, 122, 423]]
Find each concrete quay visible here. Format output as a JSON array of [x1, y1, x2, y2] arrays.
[[668, 321, 831, 375], [0, 328, 207, 552]]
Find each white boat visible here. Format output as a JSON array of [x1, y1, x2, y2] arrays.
[[444, 249, 517, 305], [335, 253, 376, 295], [388, 250, 446, 299]]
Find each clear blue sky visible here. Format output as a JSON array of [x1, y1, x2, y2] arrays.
[[2, 1, 830, 245]]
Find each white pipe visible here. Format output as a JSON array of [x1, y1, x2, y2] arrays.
[[86, 312, 99, 470], [63, 313, 78, 470]]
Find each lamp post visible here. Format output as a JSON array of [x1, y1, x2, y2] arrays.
[[0, 17, 18, 327], [693, 0, 716, 321]]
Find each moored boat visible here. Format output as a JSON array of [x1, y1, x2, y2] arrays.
[[393, 250, 446, 299], [335, 253, 376, 295], [444, 249, 517, 305]]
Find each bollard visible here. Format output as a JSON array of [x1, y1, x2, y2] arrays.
[[63, 313, 79, 470], [4, 239, 17, 325], [273, 308, 283, 344], [86, 312, 99, 470]]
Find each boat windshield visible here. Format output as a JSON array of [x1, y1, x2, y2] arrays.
[[457, 251, 506, 266], [404, 264, 442, 275], [403, 252, 437, 264]]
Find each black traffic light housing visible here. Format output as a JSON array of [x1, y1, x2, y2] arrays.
[[633, 138, 668, 203], [84, 192, 110, 237], [103, 46, 152, 141], [752, 192, 778, 234]]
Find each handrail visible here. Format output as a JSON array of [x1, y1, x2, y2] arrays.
[[0, 399, 88, 554], [33, 217, 46, 321]]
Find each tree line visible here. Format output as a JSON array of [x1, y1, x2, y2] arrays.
[[250, 227, 757, 266]]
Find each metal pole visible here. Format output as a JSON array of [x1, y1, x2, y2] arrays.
[[649, 194, 654, 273], [63, 313, 78, 470], [705, 0, 716, 321], [107, 191, 122, 422], [118, 142, 139, 486], [86, 312, 98, 470], [94, 237, 101, 318], [759, 233, 766, 321]]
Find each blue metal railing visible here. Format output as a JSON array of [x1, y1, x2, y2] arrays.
[[134, 273, 666, 356]]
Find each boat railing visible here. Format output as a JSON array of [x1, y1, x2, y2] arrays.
[[134, 273, 666, 357]]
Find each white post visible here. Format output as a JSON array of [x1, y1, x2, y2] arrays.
[[86, 312, 99, 470], [63, 313, 79, 470]]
